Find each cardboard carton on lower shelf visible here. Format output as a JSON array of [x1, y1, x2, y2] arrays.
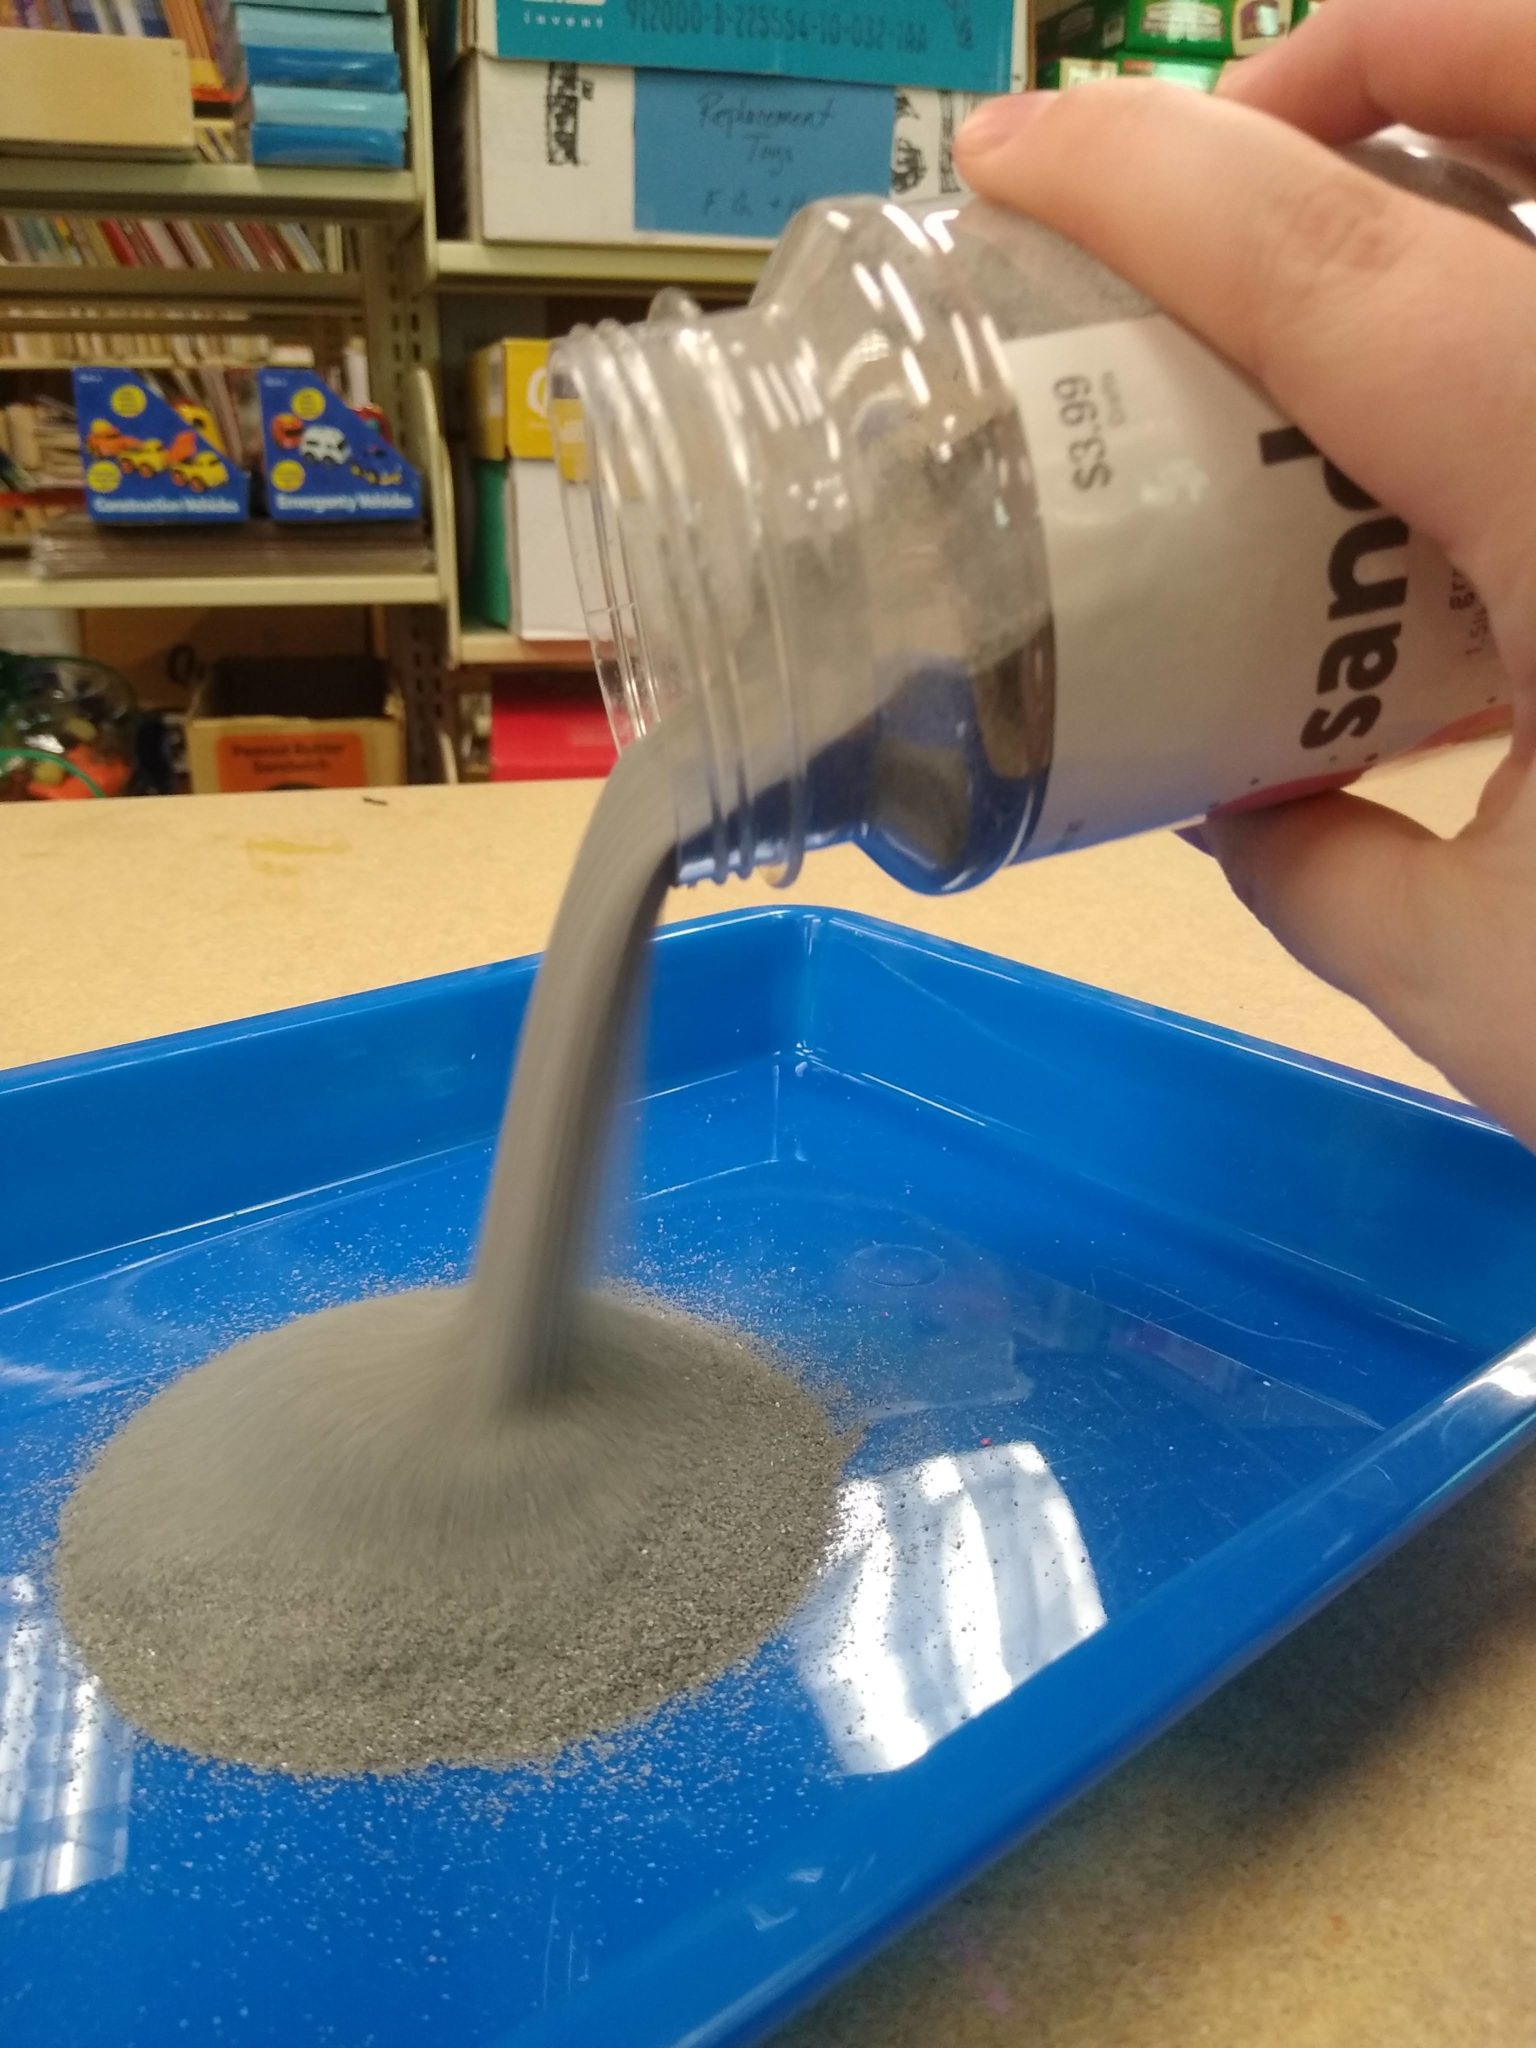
[[0, 29, 194, 158], [187, 656, 404, 794]]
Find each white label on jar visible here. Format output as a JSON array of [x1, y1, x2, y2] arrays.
[[1004, 314, 1503, 858]]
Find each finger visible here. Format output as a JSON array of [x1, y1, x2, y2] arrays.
[[1201, 791, 1438, 1017], [1220, 0, 1536, 145], [955, 87, 1536, 667], [1206, 783, 1536, 1145]]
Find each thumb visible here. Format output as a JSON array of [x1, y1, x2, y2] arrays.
[[1200, 791, 1439, 1023]]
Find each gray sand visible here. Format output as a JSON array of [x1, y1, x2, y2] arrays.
[[56, 720, 850, 1776], [470, 719, 689, 1409], [56, 1286, 848, 1776]]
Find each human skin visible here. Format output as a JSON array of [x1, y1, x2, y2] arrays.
[[957, 0, 1536, 1150]]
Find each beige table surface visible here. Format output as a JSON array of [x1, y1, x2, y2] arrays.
[[7, 740, 1536, 2046]]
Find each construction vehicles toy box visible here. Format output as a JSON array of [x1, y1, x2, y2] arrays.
[[72, 369, 250, 525], [256, 370, 423, 522]]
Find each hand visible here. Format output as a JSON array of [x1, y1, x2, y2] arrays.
[[956, 0, 1536, 1149]]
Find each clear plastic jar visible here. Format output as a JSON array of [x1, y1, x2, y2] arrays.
[[553, 133, 1527, 893]]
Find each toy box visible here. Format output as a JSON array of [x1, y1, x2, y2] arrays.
[[72, 371, 249, 526], [465, 0, 1019, 94], [255, 371, 422, 522], [455, 60, 982, 248]]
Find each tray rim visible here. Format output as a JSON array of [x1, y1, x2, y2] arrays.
[[0, 900, 1505, 1137], [5, 903, 1533, 2048]]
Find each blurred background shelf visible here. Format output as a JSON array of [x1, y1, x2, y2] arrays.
[[0, 266, 364, 309], [435, 239, 767, 293], [455, 624, 594, 670], [0, 159, 420, 225], [0, 559, 441, 611]]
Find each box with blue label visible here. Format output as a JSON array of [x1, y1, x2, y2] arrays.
[[256, 371, 423, 522], [455, 58, 983, 247], [211, 0, 403, 99], [72, 370, 249, 526], [242, 82, 409, 167], [465, 0, 1021, 92]]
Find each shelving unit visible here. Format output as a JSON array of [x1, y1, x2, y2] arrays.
[[0, 157, 420, 224], [457, 625, 594, 670], [0, 0, 795, 770], [435, 238, 766, 294], [0, 267, 364, 308], [0, 559, 441, 610]]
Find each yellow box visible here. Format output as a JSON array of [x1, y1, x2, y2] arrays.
[[469, 340, 554, 463], [0, 30, 193, 158]]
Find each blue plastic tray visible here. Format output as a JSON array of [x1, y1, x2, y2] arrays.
[[4, 906, 1535, 2047]]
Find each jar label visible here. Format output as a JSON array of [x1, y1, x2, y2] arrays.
[[1004, 314, 1505, 858]]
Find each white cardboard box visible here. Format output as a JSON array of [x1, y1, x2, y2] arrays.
[[456, 58, 982, 248], [510, 460, 584, 640]]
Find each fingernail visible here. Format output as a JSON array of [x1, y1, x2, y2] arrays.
[[957, 93, 1053, 157]]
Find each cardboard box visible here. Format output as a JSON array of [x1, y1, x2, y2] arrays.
[[0, 29, 193, 158], [465, 340, 584, 639], [468, 338, 552, 464], [186, 656, 403, 793], [81, 605, 370, 713], [459, 0, 1017, 93], [456, 59, 983, 248]]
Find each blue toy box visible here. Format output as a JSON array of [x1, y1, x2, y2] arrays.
[[255, 369, 423, 521], [72, 370, 249, 525]]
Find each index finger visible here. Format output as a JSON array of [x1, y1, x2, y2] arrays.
[[1222, 0, 1536, 146], [954, 85, 1536, 664]]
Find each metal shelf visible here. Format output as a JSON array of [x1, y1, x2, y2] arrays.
[[0, 559, 441, 611], [0, 358, 295, 372], [0, 266, 364, 309], [456, 624, 594, 670], [0, 159, 419, 224], [435, 239, 766, 293], [0, 371, 450, 616]]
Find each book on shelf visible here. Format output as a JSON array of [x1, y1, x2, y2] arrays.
[[0, 214, 351, 273], [0, 326, 316, 372]]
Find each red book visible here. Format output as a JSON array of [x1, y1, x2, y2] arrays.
[[122, 221, 160, 266], [99, 220, 139, 267]]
